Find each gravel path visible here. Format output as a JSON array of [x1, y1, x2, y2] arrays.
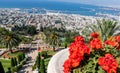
[[47, 49, 69, 73]]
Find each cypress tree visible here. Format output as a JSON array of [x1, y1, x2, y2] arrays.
[[37, 53, 41, 69], [21, 53, 25, 60], [20, 54, 23, 61], [39, 59, 45, 73], [0, 61, 5, 73], [65, 43, 67, 48], [7, 67, 12, 73], [14, 58, 17, 66], [21, 54, 23, 60], [23, 53, 25, 59], [11, 58, 15, 67], [18, 55, 21, 64]]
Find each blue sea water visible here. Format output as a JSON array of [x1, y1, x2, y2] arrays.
[[0, 1, 120, 16]]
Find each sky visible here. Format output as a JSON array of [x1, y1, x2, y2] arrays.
[[0, 0, 120, 8]]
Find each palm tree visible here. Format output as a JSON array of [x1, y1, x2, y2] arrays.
[[50, 33, 58, 51], [21, 36, 32, 44], [0, 30, 21, 53], [81, 19, 120, 41]]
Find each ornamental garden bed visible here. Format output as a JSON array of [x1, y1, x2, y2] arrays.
[[0, 51, 26, 73], [1, 50, 24, 59], [63, 32, 120, 73], [8, 51, 24, 58], [32, 50, 57, 73]]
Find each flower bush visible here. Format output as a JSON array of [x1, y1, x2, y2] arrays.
[[63, 32, 120, 73]]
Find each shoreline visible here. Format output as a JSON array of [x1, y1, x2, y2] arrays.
[[0, 8, 119, 18]]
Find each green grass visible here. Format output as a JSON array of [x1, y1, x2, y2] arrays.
[[8, 52, 23, 57], [47, 50, 57, 56], [44, 51, 57, 69], [0, 46, 6, 49], [0, 59, 11, 71]]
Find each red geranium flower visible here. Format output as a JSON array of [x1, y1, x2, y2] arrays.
[[98, 54, 118, 73], [104, 40, 118, 47], [63, 36, 91, 73], [63, 59, 72, 73], [90, 38, 103, 49], [74, 36, 84, 42], [115, 36, 120, 43], [71, 59, 81, 67], [90, 32, 99, 38]]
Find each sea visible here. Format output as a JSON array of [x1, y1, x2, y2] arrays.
[[0, 1, 120, 16]]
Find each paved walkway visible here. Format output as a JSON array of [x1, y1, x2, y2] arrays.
[[18, 50, 38, 73], [47, 49, 69, 73]]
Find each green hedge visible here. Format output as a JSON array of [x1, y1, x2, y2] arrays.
[[40, 51, 48, 58], [10, 58, 27, 73], [11, 64, 23, 72], [32, 65, 36, 71], [21, 58, 27, 65]]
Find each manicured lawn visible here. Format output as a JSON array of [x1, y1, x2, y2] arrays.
[[0, 59, 11, 71], [8, 51, 23, 57], [0, 45, 6, 49], [47, 50, 57, 56]]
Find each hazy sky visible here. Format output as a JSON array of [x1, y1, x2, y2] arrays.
[[1, 0, 120, 8]]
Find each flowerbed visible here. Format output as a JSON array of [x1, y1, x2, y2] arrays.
[[63, 32, 120, 73]]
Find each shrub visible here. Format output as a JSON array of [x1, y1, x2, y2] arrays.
[[11, 58, 15, 67], [39, 59, 46, 73], [64, 43, 67, 48], [63, 33, 120, 73], [21, 58, 27, 65], [40, 51, 48, 58], [0, 61, 5, 73], [11, 63, 23, 72], [32, 65, 36, 71], [36, 54, 41, 68], [17, 64, 23, 70], [14, 58, 18, 66], [11, 67, 17, 72], [18, 54, 22, 64], [6, 67, 12, 73]]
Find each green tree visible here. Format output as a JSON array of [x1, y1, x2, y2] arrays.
[[11, 58, 15, 67], [26, 25, 37, 35], [81, 19, 120, 41], [64, 43, 67, 48], [1, 31, 21, 53], [22, 53, 25, 60], [14, 58, 17, 66], [12, 25, 37, 35], [39, 59, 46, 73], [0, 61, 5, 73], [18, 55, 22, 64], [50, 33, 58, 51], [20, 36, 32, 44], [37, 53, 41, 69], [7, 67, 12, 73]]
